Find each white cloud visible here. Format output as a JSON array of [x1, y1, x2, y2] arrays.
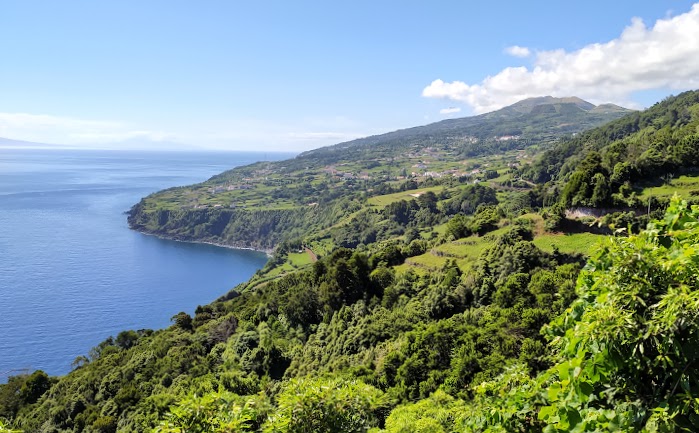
[[439, 107, 462, 115], [505, 45, 531, 57], [0, 112, 119, 131], [69, 130, 173, 142], [0, 112, 168, 145], [423, 4, 699, 113], [0, 111, 373, 152]]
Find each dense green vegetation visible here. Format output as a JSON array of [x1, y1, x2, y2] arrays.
[[302, 97, 631, 163], [525, 91, 699, 210], [128, 96, 630, 251], [5, 92, 699, 432], [8, 197, 698, 432], [1, 217, 581, 432]]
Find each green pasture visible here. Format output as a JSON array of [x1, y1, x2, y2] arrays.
[[638, 174, 699, 199], [367, 186, 446, 208], [532, 232, 606, 256]]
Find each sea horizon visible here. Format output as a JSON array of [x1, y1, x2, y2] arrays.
[[0, 148, 292, 379]]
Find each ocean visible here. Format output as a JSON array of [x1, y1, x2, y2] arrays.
[[0, 148, 291, 379]]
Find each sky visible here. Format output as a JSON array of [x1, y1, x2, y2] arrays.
[[1, 1, 698, 152]]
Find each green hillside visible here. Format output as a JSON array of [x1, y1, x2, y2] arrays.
[[301, 96, 633, 162], [7, 92, 699, 433], [525, 91, 699, 209], [127, 96, 631, 252]]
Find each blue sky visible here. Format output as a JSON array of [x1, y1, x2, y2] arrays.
[[1, 1, 698, 151]]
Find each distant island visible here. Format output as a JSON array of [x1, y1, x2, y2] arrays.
[[0, 136, 203, 152]]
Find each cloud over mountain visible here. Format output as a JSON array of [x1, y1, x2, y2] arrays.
[[423, 3, 699, 113]]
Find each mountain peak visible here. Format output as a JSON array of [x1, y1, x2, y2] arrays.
[[506, 96, 596, 113], [300, 94, 633, 161], [589, 103, 632, 114]]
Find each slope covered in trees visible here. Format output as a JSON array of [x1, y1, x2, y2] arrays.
[[6, 197, 698, 432], [127, 96, 630, 251], [303, 96, 632, 163], [2, 215, 581, 431], [6, 91, 699, 433], [525, 90, 699, 209]]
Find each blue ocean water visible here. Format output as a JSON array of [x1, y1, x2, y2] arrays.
[[0, 148, 290, 379]]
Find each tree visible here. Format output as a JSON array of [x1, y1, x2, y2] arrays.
[[589, 172, 609, 206], [171, 312, 193, 331], [19, 370, 50, 405], [0, 419, 21, 433], [543, 202, 566, 231], [444, 214, 469, 240], [263, 377, 387, 433], [469, 205, 500, 235], [609, 161, 632, 186], [154, 392, 259, 433], [115, 330, 139, 349], [0, 375, 25, 419], [282, 286, 321, 328], [540, 196, 699, 431], [671, 133, 699, 166], [370, 266, 394, 291], [417, 191, 438, 213], [419, 196, 699, 432], [561, 152, 606, 207]]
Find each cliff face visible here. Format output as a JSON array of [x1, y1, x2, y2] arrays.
[[127, 200, 309, 251]]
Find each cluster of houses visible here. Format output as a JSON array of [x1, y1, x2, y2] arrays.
[[209, 184, 253, 194], [321, 165, 371, 180]]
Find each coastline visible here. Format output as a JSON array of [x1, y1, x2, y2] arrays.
[[131, 228, 275, 258]]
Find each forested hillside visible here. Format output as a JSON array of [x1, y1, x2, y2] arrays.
[[4, 91, 699, 433], [525, 91, 699, 209], [5, 198, 699, 432], [303, 96, 632, 162], [127, 96, 630, 251]]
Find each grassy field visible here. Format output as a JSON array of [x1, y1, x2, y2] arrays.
[[367, 186, 446, 208], [638, 175, 699, 199], [393, 262, 428, 276], [264, 262, 295, 278], [145, 188, 301, 211], [404, 252, 450, 271], [399, 226, 511, 274], [424, 223, 447, 237], [287, 251, 314, 267], [397, 221, 605, 276], [532, 232, 606, 256], [433, 239, 488, 262]]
